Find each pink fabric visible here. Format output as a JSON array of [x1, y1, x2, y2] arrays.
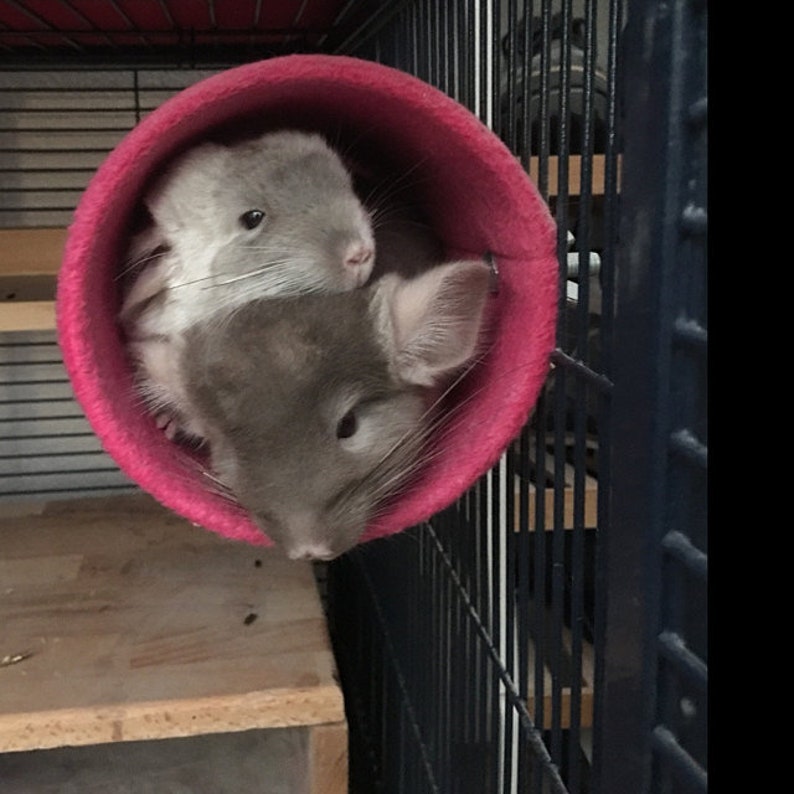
[[57, 55, 558, 547]]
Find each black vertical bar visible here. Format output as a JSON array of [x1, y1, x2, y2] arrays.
[[410, 0, 419, 78], [440, 0, 450, 98], [569, 0, 600, 785], [449, 0, 459, 102], [550, 0, 573, 772], [448, 514, 458, 792], [597, 0, 621, 383], [520, 0, 534, 170], [536, 0, 553, 199], [398, 5, 409, 72], [503, 0, 518, 153], [592, 0, 709, 790], [489, 464, 501, 794], [532, 3, 554, 788], [442, 517, 453, 794], [504, 445, 517, 794], [550, 368, 566, 767], [431, 515, 442, 785], [532, 394, 548, 794], [516, 425, 532, 792], [478, 0, 489, 124], [432, 0, 441, 89], [422, 0, 429, 81], [420, 527, 428, 787], [133, 68, 141, 125], [460, 0, 469, 107], [590, 0, 621, 778], [490, 0, 502, 140]]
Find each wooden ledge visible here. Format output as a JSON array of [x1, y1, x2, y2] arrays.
[[0, 228, 67, 277], [0, 227, 64, 332], [0, 300, 56, 332], [0, 494, 345, 753]]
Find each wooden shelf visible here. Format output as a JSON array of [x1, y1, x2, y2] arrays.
[[0, 228, 66, 277], [0, 494, 347, 792], [0, 300, 56, 332], [513, 437, 600, 531], [0, 227, 64, 333], [528, 153, 621, 198], [525, 622, 595, 730], [514, 470, 598, 531]]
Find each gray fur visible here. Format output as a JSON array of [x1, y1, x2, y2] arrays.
[[120, 130, 375, 335], [180, 260, 491, 560]]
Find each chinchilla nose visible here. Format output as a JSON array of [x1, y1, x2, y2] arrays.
[[285, 541, 336, 561], [342, 239, 375, 285], [279, 510, 339, 561]]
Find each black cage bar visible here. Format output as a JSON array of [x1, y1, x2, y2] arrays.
[[327, 2, 619, 791], [326, 1, 707, 793], [593, 1, 708, 791]]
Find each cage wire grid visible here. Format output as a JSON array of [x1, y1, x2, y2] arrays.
[[327, 1, 622, 792], [0, 1, 707, 792]]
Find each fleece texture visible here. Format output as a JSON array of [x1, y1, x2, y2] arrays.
[[57, 55, 558, 546]]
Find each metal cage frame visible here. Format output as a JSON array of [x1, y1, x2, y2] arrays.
[[1, 2, 708, 792]]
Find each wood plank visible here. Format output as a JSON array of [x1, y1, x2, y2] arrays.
[[0, 275, 57, 302], [0, 228, 67, 276], [0, 301, 56, 332], [0, 494, 345, 752], [308, 721, 349, 794], [524, 625, 595, 731], [528, 154, 622, 197], [513, 437, 600, 530], [513, 477, 599, 530]]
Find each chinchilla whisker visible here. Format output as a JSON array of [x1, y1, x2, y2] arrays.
[[207, 260, 295, 286], [223, 271, 328, 297], [358, 403, 482, 517], [167, 258, 297, 290], [116, 249, 168, 281], [200, 469, 236, 498], [342, 416, 437, 510], [367, 453, 426, 506], [367, 205, 402, 228], [344, 344, 531, 513], [348, 352, 489, 501], [361, 158, 429, 211], [165, 272, 224, 290]]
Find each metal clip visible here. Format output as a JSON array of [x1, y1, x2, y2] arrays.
[[484, 251, 500, 294]]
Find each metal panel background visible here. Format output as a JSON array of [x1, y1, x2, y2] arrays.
[[0, 68, 220, 501], [325, 1, 621, 792], [0, 69, 220, 229], [593, 0, 708, 791], [0, 330, 136, 500]]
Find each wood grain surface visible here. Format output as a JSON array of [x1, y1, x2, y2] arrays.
[[0, 494, 345, 753]]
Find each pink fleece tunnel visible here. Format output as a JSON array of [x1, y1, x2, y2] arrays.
[[57, 55, 558, 547]]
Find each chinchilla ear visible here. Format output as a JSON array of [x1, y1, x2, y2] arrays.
[[381, 260, 491, 387], [144, 143, 229, 236]]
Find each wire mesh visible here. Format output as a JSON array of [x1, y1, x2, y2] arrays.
[[0, 330, 137, 500], [325, 1, 624, 792], [0, 0, 386, 65]]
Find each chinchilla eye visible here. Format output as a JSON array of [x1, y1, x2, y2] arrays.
[[336, 409, 358, 440], [240, 209, 265, 230]]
